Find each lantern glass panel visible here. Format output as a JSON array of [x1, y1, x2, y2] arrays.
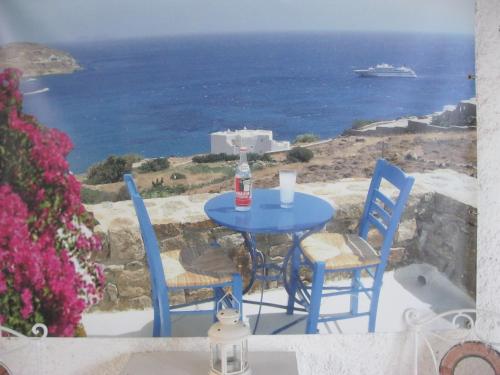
[[211, 343, 223, 373], [226, 344, 243, 373]]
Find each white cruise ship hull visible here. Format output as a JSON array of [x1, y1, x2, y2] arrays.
[[354, 70, 417, 78]]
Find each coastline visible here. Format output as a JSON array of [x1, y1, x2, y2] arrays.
[[80, 96, 477, 204], [343, 97, 476, 137]]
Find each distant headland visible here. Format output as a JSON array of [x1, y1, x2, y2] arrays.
[[0, 42, 81, 78]]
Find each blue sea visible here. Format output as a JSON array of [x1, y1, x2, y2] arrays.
[[21, 32, 475, 173]]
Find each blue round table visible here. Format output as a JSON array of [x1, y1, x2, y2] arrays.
[[204, 188, 334, 320], [204, 189, 334, 234]]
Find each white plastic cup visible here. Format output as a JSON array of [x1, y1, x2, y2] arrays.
[[279, 170, 297, 208]]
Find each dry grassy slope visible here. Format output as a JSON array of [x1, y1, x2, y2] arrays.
[[82, 130, 477, 198], [189, 130, 476, 193]]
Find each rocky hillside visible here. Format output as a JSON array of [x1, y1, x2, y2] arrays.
[[0, 42, 81, 77]]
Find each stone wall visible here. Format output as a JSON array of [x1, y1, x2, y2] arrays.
[[412, 193, 477, 297], [431, 99, 477, 127], [87, 169, 477, 311]]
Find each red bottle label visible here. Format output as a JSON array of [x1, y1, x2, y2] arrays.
[[235, 176, 252, 206]]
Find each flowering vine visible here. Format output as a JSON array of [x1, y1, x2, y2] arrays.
[[0, 68, 104, 336]]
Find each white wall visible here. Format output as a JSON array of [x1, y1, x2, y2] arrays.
[[476, 0, 500, 313]]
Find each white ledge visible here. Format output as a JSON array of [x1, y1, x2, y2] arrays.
[[86, 170, 477, 233]]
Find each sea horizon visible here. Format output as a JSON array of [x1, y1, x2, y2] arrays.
[[20, 31, 475, 173]]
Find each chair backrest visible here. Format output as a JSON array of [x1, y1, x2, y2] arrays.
[[124, 174, 171, 336], [358, 159, 415, 264]]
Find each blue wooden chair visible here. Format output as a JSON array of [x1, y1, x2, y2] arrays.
[[286, 159, 415, 333], [124, 174, 243, 337]]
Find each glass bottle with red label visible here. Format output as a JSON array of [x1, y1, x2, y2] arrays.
[[234, 146, 252, 211]]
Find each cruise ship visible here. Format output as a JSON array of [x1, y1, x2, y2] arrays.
[[354, 64, 417, 78]]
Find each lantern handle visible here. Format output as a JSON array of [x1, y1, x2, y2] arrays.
[[216, 291, 240, 314]]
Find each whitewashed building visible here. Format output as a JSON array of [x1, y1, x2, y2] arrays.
[[210, 128, 290, 155]]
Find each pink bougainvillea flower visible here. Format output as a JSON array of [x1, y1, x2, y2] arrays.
[[20, 289, 33, 319], [0, 68, 104, 336]]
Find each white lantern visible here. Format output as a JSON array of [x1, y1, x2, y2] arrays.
[[208, 294, 251, 375]]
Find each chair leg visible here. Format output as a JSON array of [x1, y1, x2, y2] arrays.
[[306, 261, 325, 334], [231, 273, 243, 319], [350, 269, 361, 315], [286, 246, 301, 315], [368, 266, 384, 333], [158, 293, 172, 337], [152, 297, 161, 337]]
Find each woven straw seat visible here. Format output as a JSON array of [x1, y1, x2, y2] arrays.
[[161, 249, 235, 288], [301, 233, 381, 270]]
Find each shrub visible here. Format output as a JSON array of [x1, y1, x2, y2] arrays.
[[81, 185, 131, 204], [261, 153, 273, 162], [151, 177, 164, 187], [138, 157, 170, 173], [287, 147, 314, 163], [251, 161, 265, 171], [86, 155, 131, 185], [0, 68, 104, 336], [293, 133, 319, 144], [247, 153, 273, 162], [192, 153, 238, 163], [142, 183, 188, 198], [81, 187, 116, 204], [170, 172, 186, 180], [115, 185, 132, 202], [122, 153, 143, 166], [192, 152, 272, 164]]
